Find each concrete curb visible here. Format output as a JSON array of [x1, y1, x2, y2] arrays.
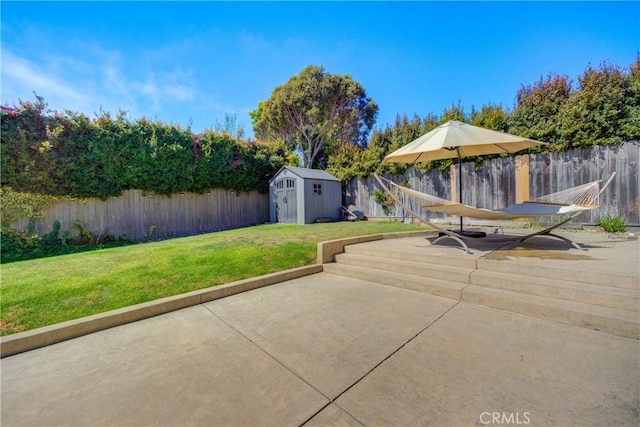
[[1, 265, 323, 358]]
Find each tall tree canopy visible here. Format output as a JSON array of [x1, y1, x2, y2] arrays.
[[471, 104, 510, 132], [557, 59, 639, 148], [509, 73, 573, 146], [250, 65, 378, 168]]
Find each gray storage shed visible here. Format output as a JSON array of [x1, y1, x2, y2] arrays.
[[269, 166, 342, 224]]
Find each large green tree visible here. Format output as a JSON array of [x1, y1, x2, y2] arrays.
[[438, 102, 467, 124], [557, 59, 640, 148], [471, 104, 509, 132], [250, 65, 378, 168], [509, 73, 573, 146]]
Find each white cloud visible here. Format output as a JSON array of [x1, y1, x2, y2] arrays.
[[167, 83, 195, 102], [1, 48, 92, 110], [1, 43, 197, 122], [131, 70, 195, 112]]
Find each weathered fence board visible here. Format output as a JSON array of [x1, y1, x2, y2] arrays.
[[345, 141, 639, 226], [13, 189, 269, 242]]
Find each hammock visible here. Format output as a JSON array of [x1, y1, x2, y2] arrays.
[[383, 177, 604, 220], [373, 173, 616, 253]]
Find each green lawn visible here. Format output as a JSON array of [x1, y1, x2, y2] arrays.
[[1, 222, 426, 336]]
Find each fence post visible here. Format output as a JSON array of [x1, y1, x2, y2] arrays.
[[450, 164, 458, 203], [515, 154, 530, 203]]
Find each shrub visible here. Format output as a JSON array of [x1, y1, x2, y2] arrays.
[[371, 189, 392, 207], [0, 187, 64, 228], [0, 221, 134, 264], [596, 214, 627, 233]]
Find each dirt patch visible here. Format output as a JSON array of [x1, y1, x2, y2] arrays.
[[485, 248, 600, 261], [0, 307, 29, 336]]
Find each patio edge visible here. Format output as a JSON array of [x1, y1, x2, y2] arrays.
[[0, 265, 323, 358], [317, 230, 434, 264]]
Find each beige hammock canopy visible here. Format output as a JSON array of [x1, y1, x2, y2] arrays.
[[374, 173, 616, 253]]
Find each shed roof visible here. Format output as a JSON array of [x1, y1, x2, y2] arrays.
[[271, 166, 340, 183]]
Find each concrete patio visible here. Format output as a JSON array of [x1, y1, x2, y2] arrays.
[[1, 230, 639, 426]]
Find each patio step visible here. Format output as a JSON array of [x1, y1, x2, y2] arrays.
[[325, 238, 639, 339], [343, 243, 477, 270], [470, 270, 640, 312], [476, 258, 638, 289], [322, 263, 466, 300], [334, 253, 472, 284], [462, 285, 640, 340]]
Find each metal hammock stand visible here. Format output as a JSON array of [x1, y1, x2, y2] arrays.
[[374, 173, 616, 254]]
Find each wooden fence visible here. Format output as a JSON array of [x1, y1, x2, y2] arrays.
[[14, 189, 269, 242], [11, 141, 639, 240], [344, 141, 639, 226]]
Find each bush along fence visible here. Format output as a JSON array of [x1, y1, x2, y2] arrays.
[[11, 189, 270, 243], [345, 140, 639, 227], [1, 99, 293, 199]]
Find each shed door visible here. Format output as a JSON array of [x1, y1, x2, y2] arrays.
[[275, 178, 297, 223]]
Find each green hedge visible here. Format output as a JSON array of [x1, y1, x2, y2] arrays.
[[1, 98, 293, 199]]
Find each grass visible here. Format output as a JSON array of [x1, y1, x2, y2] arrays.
[[1, 221, 426, 336], [595, 214, 627, 233]]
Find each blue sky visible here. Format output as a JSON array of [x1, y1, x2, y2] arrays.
[[2, 1, 638, 139]]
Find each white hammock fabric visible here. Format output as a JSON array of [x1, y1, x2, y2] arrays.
[[380, 177, 605, 221]]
